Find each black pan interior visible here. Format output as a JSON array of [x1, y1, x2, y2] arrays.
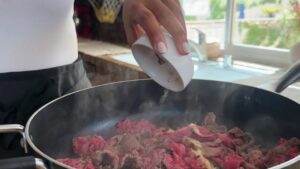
[[27, 80, 300, 159]]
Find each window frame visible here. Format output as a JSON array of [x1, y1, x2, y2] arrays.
[[224, 0, 291, 68]]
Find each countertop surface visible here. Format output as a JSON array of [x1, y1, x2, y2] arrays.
[[78, 38, 300, 103]]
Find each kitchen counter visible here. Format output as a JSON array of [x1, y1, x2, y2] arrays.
[[78, 38, 300, 103], [78, 38, 147, 85]]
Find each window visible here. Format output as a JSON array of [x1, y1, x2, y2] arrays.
[[182, 0, 300, 68], [226, 0, 300, 67], [182, 0, 227, 46], [234, 0, 300, 49]]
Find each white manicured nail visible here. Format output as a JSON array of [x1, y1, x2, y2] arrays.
[[182, 42, 190, 54], [155, 42, 167, 54]]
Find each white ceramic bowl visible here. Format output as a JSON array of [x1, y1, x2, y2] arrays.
[[132, 33, 194, 92]]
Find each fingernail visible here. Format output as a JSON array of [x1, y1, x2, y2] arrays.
[[182, 42, 190, 54], [155, 42, 167, 54]]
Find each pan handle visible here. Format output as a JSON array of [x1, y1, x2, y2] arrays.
[[0, 124, 28, 153], [0, 157, 47, 169], [275, 61, 300, 93], [0, 125, 47, 169]]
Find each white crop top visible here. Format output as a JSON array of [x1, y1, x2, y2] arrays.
[[0, 0, 78, 73]]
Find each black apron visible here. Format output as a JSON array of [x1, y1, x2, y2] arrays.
[[0, 57, 91, 158]]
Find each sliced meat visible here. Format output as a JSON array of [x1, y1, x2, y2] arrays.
[[218, 133, 234, 148], [203, 112, 217, 126], [120, 155, 142, 169], [191, 125, 217, 142], [288, 147, 300, 159], [203, 112, 227, 133], [228, 127, 245, 138], [58, 158, 95, 169], [116, 119, 156, 135], [201, 138, 222, 148], [163, 125, 193, 142], [287, 137, 300, 146], [58, 113, 300, 169], [247, 149, 264, 168], [73, 135, 106, 156], [223, 154, 244, 169], [119, 134, 142, 154], [91, 150, 119, 169], [182, 137, 214, 169]]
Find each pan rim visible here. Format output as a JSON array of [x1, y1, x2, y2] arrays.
[[24, 79, 300, 168], [25, 79, 151, 168]]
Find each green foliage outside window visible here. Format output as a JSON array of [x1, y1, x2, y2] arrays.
[[209, 0, 227, 19], [240, 4, 300, 49], [184, 0, 300, 49]]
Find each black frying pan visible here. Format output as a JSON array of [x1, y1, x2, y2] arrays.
[[0, 78, 299, 169]]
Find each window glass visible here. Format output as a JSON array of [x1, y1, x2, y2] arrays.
[[182, 0, 227, 47], [234, 0, 300, 49]]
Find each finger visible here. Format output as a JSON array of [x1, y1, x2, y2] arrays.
[[124, 24, 145, 46], [146, 0, 189, 55], [172, 0, 181, 6], [173, 0, 187, 33], [161, 0, 186, 33], [133, 24, 145, 39], [124, 24, 137, 46], [123, 9, 137, 45], [134, 3, 167, 54]]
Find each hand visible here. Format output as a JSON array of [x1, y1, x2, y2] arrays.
[[123, 0, 189, 55]]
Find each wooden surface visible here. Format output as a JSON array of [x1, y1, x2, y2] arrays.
[[78, 38, 147, 85], [78, 38, 142, 72], [78, 38, 130, 57]]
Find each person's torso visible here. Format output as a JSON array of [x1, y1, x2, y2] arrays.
[[0, 0, 78, 73]]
